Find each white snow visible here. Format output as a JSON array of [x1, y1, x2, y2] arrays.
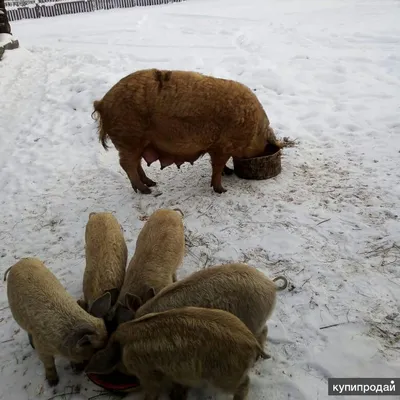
[[1, 0, 400, 399], [0, 33, 13, 46]]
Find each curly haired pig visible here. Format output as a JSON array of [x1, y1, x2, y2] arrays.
[[92, 68, 286, 194], [111, 208, 185, 327], [4, 258, 108, 386], [85, 306, 268, 400], [77, 212, 128, 322], [135, 263, 287, 352]]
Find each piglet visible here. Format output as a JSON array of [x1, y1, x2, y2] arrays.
[[86, 306, 268, 400], [135, 262, 288, 350], [111, 208, 185, 326], [77, 212, 128, 323], [4, 258, 108, 386]]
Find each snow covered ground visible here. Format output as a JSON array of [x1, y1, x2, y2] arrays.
[[1, 0, 400, 399]]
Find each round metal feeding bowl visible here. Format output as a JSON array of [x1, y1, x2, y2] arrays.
[[86, 371, 141, 394], [233, 144, 282, 180]]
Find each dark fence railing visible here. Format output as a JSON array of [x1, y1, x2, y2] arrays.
[[6, 0, 184, 22]]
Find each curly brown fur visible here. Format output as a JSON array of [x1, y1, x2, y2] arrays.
[[92, 68, 284, 194]]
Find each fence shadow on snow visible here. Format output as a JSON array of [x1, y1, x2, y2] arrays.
[[6, 0, 185, 22]]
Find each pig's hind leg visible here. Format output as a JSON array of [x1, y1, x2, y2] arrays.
[[255, 327, 271, 361], [209, 152, 231, 193], [139, 147, 159, 187], [256, 326, 268, 349], [119, 150, 152, 194]]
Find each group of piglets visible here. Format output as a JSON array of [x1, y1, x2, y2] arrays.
[[4, 208, 288, 400]]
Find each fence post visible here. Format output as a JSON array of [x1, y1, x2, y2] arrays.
[[35, 0, 41, 18]]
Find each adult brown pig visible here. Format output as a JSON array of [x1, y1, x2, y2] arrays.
[[92, 68, 284, 194], [135, 263, 288, 351], [85, 306, 268, 400], [4, 258, 108, 386]]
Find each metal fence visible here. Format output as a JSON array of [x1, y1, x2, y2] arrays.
[[6, 0, 185, 22]]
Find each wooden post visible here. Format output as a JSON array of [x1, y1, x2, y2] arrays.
[[0, 0, 11, 34], [0, 0, 19, 54]]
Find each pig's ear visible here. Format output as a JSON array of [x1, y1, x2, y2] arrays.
[[125, 292, 142, 313], [108, 288, 120, 306], [85, 341, 120, 375], [77, 299, 88, 311], [143, 286, 156, 303], [63, 324, 97, 349], [89, 292, 112, 319], [115, 304, 135, 325]]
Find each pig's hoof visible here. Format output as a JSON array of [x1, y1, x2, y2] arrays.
[[143, 178, 157, 187], [213, 185, 227, 194], [140, 186, 152, 194], [132, 184, 152, 194], [47, 376, 59, 387]]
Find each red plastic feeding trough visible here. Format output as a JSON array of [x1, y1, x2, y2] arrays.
[[86, 371, 141, 394]]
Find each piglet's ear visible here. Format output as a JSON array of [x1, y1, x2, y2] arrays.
[[125, 292, 142, 313], [63, 324, 96, 350], [85, 341, 120, 375], [77, 299, 88, 311], [108, 288, 120, 306], [89, 292, 112, 319], [77, 334, 93, 348], [143, 286, 156, 303], [115, 304, 135, 325]]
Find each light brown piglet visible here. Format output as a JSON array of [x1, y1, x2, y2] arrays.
[[92, 68, 287, 194], [135, 263, 288, 351], [111, 208, 185, 326], [86, 306, 268, 400], [4, 258, 108, 386], [77, 212, 128, 320]]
